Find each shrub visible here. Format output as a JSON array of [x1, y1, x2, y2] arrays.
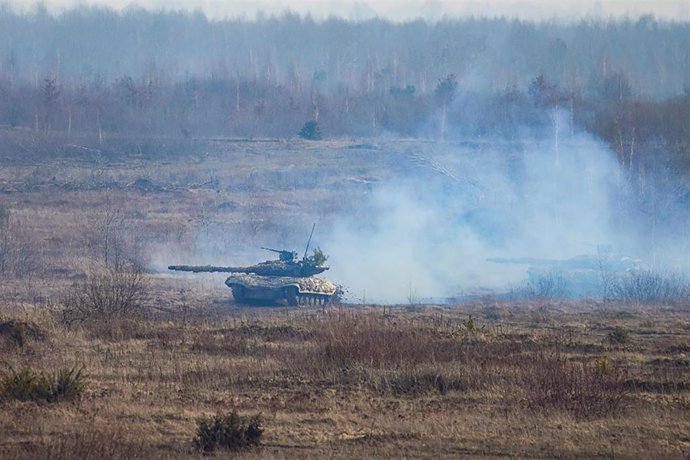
[[463, 315, 475, 332], [62, 268, 147, 325], [51, 366, 87, 402], [0, 207, 41, 278], [298, 120, 321, 140], [0, 365, 85, 403], [607, 326, 630, 344], [0, 320, 45, 347], [0, 368, 51, 401], [611, 270, 689, 305], [527, 271, 569, 299], [193, 410, 263, 453]]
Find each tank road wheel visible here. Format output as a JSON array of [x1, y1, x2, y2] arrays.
[[231, 286, 245, 304], [285, 287, 299, 307], [315, 295, 329, 306]]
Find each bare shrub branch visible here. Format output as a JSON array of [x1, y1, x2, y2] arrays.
[[0, 206, 41, 279], [611, 270, 690, 305], [62, 268, 148, 326]]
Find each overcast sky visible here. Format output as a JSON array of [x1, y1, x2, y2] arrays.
[[5, 0, 690, 21]]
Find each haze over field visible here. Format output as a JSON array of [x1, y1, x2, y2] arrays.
[[325, 128, 626, 303], [6, 0, 690, 21]]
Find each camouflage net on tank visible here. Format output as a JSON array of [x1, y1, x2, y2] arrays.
[[226, 274, 337, 294]]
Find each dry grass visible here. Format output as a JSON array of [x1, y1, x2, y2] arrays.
[[0, 138, 688, 458], [0, 303, 687, 458]]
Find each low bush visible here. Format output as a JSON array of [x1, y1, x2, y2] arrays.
[[0, 320, 45, 347], [0, 365, 85, 403], [193, 410, 263, 453], [527, 271, 569, 299], [0, 207, 41, 279], [505, 271, 569, 300], [298, 120, 321, 140], [611, 270, 689, 305], [521, 353, 627, 419], [52, 367, 88, 402], [62, 268, 147, 325], [607, 326, 630, 344]]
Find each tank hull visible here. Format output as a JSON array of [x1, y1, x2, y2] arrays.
[[225, 273, 337, 306]]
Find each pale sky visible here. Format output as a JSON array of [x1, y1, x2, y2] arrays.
[[5, 0, 690, 21]]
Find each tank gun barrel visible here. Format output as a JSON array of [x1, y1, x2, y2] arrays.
[[169, 264, 329, 276], [261, 247, 283, 253], [487, 256, 611, 270], [168, 265, 253, 273], [487, 257, 556, 265], [260, 247, 298, 262]]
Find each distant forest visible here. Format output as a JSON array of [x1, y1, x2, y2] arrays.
[[0, 6, 689, 169]]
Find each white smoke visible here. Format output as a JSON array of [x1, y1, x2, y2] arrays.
[[325, 124, 625, 303]]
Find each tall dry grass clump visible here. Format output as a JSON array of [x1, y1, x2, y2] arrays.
[[315, 313, 461, 368], [3, 427, 156, 460], [0, 365, 85, 403], [193, 410, 263, 453], [280, 312, 524, 395], [520, 353, 628, 419]]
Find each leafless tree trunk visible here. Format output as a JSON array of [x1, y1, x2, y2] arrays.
[[441, 104, 447, 140], [235, 77, 240, 112]]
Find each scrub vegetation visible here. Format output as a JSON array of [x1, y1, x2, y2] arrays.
[[0, 6, 689, 458]]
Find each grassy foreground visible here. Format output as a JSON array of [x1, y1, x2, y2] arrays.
[[0, 301, 688, 459]]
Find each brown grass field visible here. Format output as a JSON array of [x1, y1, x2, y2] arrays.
[[0, 133, 689, 458]]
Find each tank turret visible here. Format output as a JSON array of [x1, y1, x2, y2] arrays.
[[487, 252, 643, 298], [261, 247, 298, 262]]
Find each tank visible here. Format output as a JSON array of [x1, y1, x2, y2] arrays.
[[168, 246, 337, 306], [487, 250, 644, 298]]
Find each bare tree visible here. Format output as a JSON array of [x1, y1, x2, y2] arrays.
[[40, 77, 60, 131], [435, 74, 457, 140]]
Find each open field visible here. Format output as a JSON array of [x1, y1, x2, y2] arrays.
[[0, 301, 689, 458], [0, 133, 689, 458]]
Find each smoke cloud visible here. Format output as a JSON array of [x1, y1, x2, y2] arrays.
[[325, 115, 626, 303], [150, 110, 687, 305]]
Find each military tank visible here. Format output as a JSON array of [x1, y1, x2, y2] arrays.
[[168, 232, 337, 306], [487, 250, 644, 298]]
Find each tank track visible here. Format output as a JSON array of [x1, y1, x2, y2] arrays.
[[288, 292, 332, 306]]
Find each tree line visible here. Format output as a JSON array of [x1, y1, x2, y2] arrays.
[[0, 7, 688, 175]]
